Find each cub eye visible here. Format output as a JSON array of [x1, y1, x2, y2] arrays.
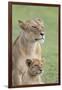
[[34, 65, 38, 66]]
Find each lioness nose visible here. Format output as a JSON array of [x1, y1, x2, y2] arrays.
[[40, 33, 44, 36]]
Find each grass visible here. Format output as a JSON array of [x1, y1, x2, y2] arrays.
[[12, 5, 59, 84]]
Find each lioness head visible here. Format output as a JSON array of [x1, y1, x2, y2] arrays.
[[18, 18, 45, 43], [26, 58, 43, 76]]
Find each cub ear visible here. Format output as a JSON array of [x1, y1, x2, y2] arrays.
[[18, 20, 27, 30], [26, 59, 32, 67]]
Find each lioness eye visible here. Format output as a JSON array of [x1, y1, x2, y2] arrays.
[[32, 26, 37, 28]]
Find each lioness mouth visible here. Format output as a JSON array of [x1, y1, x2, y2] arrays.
[[35, 38, 44, 41]]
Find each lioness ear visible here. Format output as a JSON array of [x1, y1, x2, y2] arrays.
[[26, 59, 32, 67], [36, 18, 41, 21], [18, 20, 27, 30]]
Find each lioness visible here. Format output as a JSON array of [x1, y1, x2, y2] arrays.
[[12, 18, 45, 86], [22, 58, 43, 85]]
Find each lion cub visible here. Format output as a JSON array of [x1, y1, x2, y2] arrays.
[[22, 58, 44, 85]]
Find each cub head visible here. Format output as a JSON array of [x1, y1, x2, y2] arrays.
[[26, 58, 43, 76], [18, 18, 45, 43]]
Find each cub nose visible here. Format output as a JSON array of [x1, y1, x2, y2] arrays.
[[40, 69, 42, 71], [40, 33, 44, 36], [39, 68, 42, 73]]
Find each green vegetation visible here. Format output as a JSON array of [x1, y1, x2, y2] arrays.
[[12, 5, 59, 84]]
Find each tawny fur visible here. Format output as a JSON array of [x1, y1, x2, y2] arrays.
[[12, 18, 45, 86]]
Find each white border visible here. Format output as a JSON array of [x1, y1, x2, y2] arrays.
[[0, 0, 62, 90]]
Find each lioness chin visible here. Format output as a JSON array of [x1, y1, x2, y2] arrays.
[[12, 18, 45, 86]]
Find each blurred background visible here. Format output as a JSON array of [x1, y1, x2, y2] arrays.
[[12, 4, 59, 84]]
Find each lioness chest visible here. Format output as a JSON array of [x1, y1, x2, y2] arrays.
[[12, 39, 41, 72]]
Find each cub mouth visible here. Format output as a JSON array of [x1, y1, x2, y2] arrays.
[[31, 70, 42, 76]]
